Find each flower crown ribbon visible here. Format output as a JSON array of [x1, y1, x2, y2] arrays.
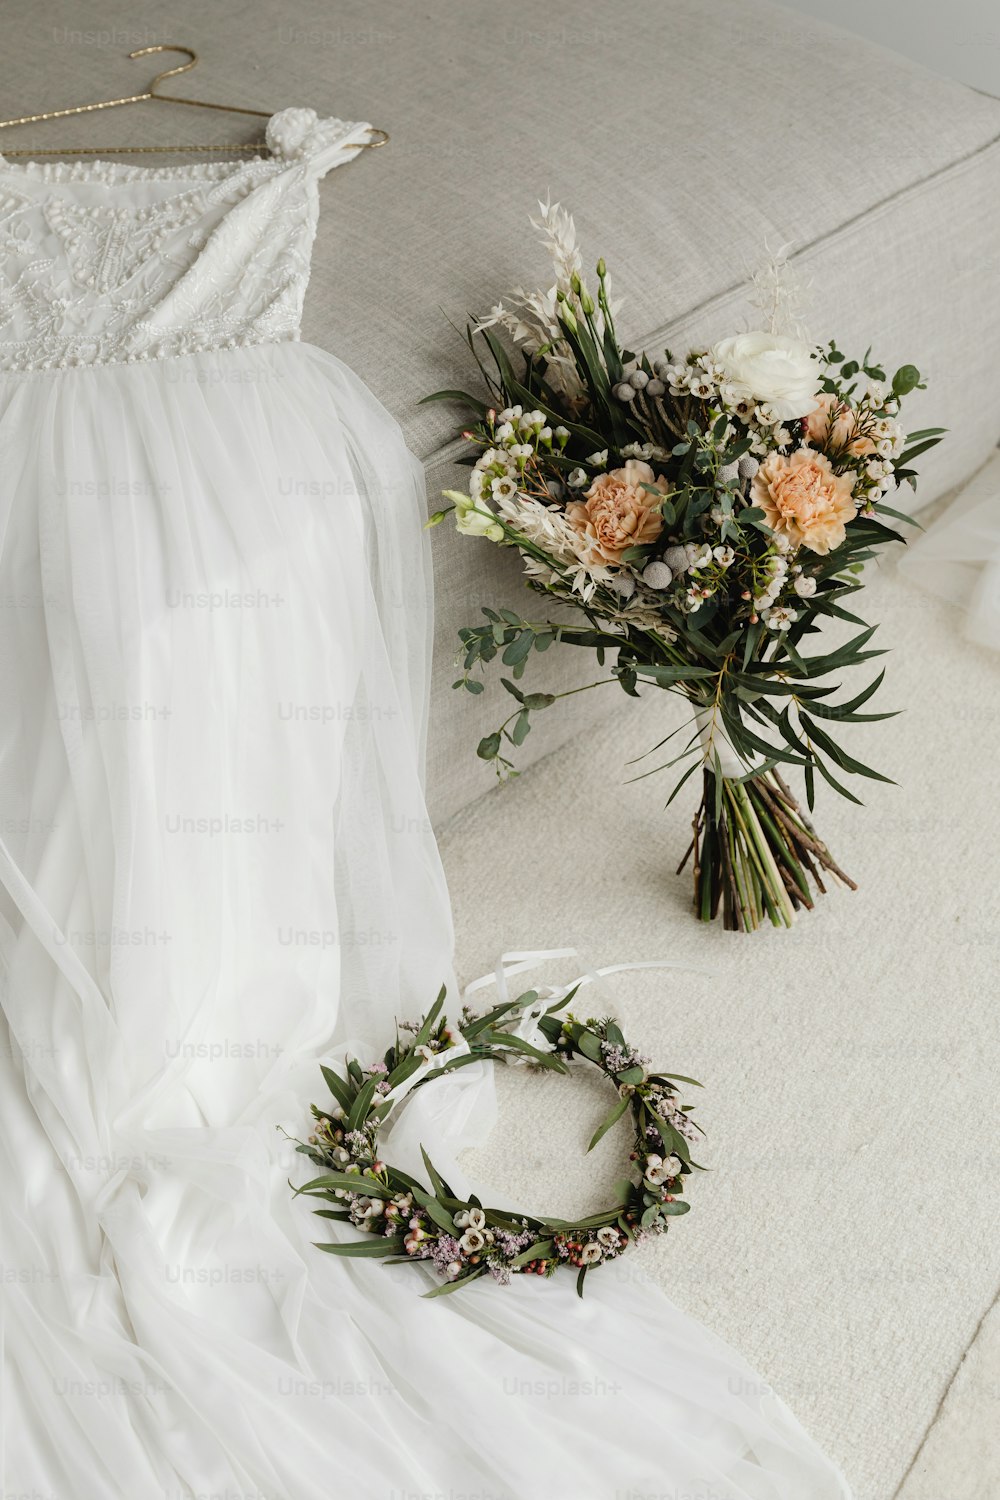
[[462, 948, 714, 1058]]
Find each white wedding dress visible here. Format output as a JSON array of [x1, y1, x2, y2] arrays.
[[0, 108, 851, 1500]]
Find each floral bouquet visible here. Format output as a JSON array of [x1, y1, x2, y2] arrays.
[[425, 204, 943, 931]]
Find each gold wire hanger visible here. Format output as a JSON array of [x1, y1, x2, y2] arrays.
[[0, 44, 388, 158]]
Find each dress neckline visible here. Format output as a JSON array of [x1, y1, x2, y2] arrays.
[[0, 145, 272, 188]]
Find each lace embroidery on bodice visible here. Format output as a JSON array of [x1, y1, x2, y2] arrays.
[[0, 108, 370, 371]]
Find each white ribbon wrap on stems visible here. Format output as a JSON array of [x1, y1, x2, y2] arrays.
[[693, 706, 758, 779]]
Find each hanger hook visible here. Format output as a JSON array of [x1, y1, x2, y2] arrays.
[[129, 45, 199, 96]]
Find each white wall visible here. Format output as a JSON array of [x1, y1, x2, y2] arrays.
[[775, 0, 1000, 96]]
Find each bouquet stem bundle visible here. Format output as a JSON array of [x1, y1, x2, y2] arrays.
[[682, 768, 856, 931]]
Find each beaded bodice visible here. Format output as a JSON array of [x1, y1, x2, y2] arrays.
[[0, 108, 370, 372]]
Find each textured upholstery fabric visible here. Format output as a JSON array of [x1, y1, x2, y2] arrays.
[[5, 0, 1000, 821]]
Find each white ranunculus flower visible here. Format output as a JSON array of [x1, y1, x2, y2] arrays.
[[710, 333, 820, 421]]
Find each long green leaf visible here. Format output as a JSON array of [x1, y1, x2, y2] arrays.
[[798, 626, 879, 677], [413, 987, 447, 1048], [588, 1093, 630, 1152], [313, 1235, 405, 1257], [346, 1075, 378, 1133], [895, 436, 943, 467], [420, 1146, 457, 1204], [409, 1184, 460, 1234], [813, 754, 865, 805], [296, 1171, 392, 1199], [385, 1053, 424, 1090], [509, 1238, 556, 1268], [422, 1267, 487, 1298], [635, 663, 719, 685], [419, 388, 489, 413], [320, 1064, 353, 1114], [800, 715, 895, 783]]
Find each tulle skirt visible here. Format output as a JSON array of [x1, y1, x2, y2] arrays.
[[0, 342, 851, 1499]]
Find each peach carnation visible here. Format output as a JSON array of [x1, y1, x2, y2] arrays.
[[565, 460, 667, 565], [802, 392, 875, 456], [751, 447, 857, 555]]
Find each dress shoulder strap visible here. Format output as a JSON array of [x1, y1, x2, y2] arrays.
[[265, 108, 374, 178]]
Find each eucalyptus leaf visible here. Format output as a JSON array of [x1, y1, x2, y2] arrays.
[[587, 1093, 630, 1152], [313, 1236, 405, 1257]]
